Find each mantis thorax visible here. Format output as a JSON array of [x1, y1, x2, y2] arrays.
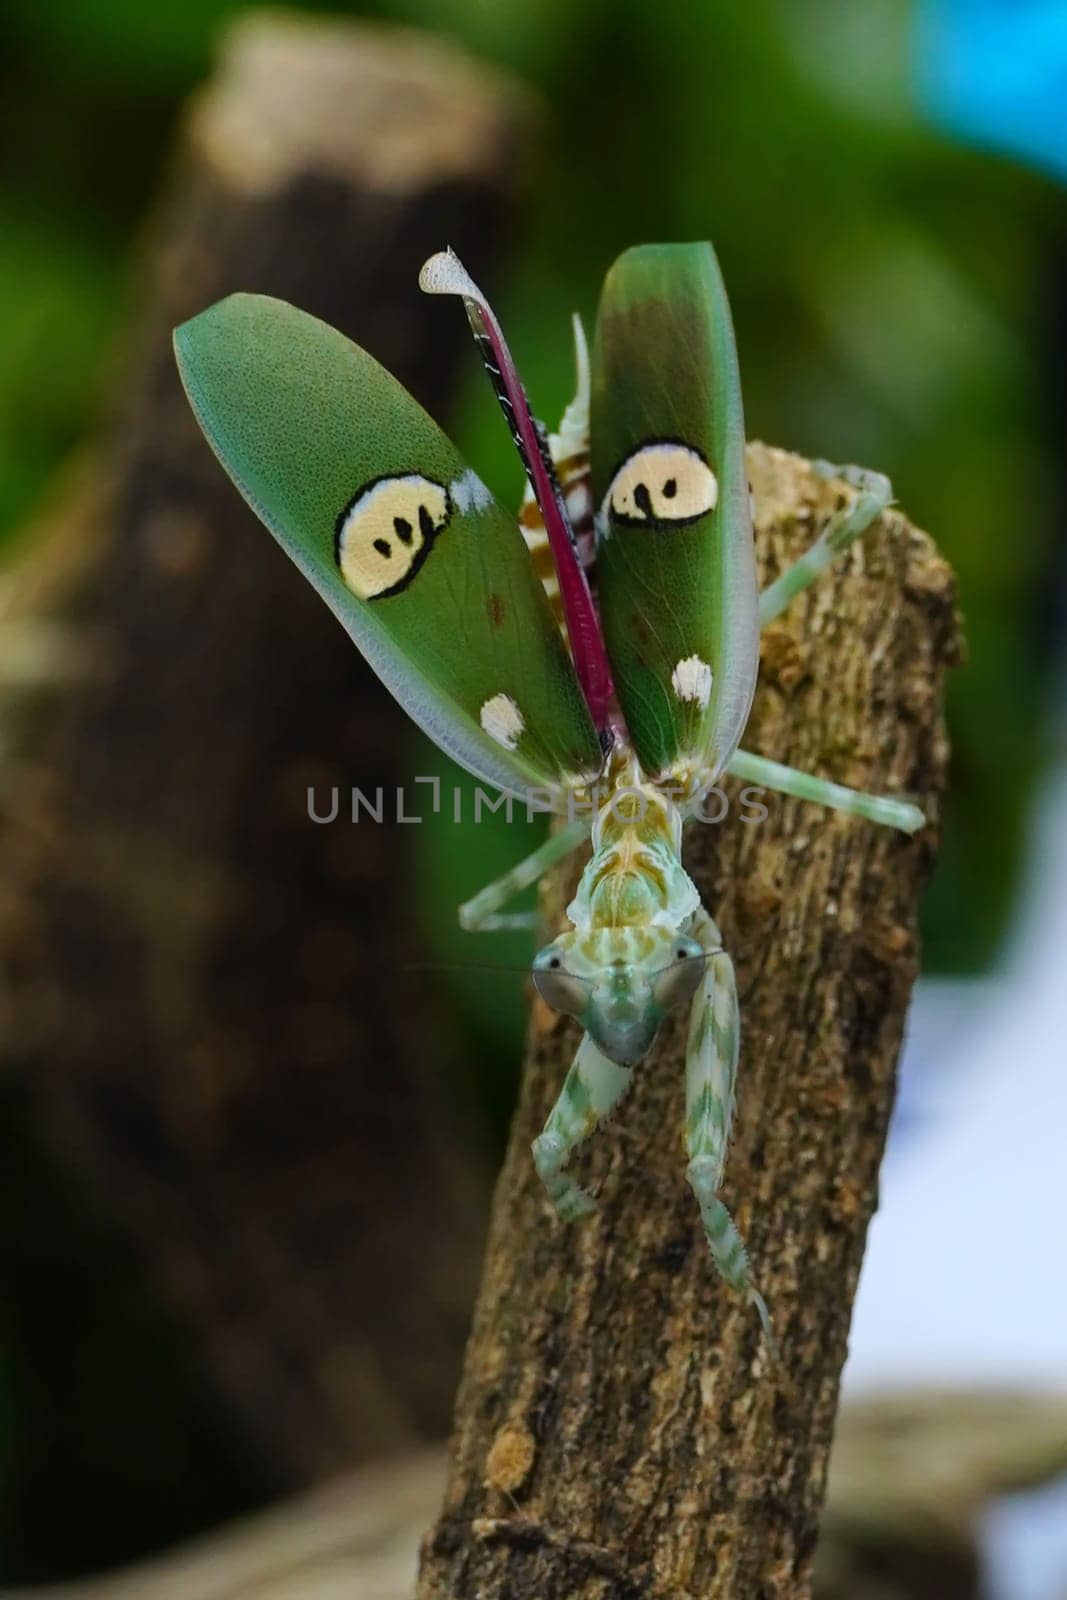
[[532, 759, 705, 1066]]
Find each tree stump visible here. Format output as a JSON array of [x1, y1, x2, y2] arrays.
[[416, 445, 959, 1599], [0, 14, 537, 1484]]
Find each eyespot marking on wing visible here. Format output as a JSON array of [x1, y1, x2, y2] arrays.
[[671, 654, 713, 708], [480, 692, 525, 751], [335, 474, 451, 600], [604, 440, 718, 529]]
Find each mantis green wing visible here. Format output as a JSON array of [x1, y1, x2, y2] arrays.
[[591, 243, 758, 782], [175, 294, 603, 803]]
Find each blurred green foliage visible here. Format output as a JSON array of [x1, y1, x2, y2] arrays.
[[2, 0, 1063, 1580]]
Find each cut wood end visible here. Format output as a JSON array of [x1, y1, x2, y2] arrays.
[[188, 14, 541, 198]]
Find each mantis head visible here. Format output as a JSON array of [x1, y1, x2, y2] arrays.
[[532, 927, 705, 1067]]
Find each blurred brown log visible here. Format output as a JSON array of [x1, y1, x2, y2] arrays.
[[817, 1391, 1067, 1600], [0, 13, 537, 1484], [416, 446, 960, 1599], [14, 1393, 1067, 1600]]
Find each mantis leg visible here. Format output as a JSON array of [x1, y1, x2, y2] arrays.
[[726, 748, 924, 834], [458, 816, 590, 932], [532, 1033, 632, 1221], [758, 461, 892, 627], [684, 912, 772, 1338]]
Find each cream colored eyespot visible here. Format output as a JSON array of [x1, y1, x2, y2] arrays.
[[335, 474, 451, 600], [605, 440, 718, 527]]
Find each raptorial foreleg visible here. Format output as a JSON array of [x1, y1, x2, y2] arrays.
[[684, 912, 773, 1339], [758, 461, 892, 627], [532, 1033, 632, 1221], [459, 816, 589, 931]]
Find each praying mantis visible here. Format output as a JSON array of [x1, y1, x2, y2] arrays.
[[175, 241, 922, 1340]]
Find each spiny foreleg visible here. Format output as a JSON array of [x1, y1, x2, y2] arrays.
[[684, 912, 773, 1340], [532, 1032, 632, 1221]]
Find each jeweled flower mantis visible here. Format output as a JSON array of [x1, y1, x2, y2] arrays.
[[175, 242, 922, 1339]]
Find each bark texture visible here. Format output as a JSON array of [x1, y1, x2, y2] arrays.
[[416, 444, 960, 1599], [0, 14, 536, 1483]]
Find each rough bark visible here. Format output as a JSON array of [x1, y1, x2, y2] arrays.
[[416, 444, 960, 1599], [0, 14, 536, 1483]]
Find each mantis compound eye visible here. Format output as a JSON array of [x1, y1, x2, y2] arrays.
[[652, 939, 705, 1013], [532, 949, 590, 1019]]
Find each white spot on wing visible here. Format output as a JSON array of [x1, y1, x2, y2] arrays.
[[480, 692, 525, 751], [671, 655, 713, 709], [450, 468, 493, 513]]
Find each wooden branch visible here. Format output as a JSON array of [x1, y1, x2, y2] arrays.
[[416, 444, 960, 1599], [0, 14, 536, 1484]]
